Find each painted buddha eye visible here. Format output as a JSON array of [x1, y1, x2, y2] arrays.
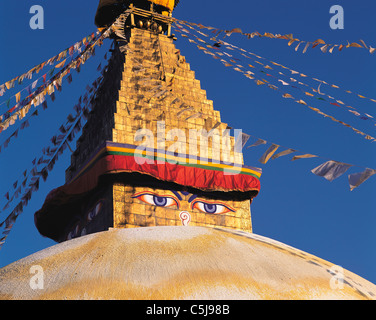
[[132, 192, 179, 209], [192, 200, 235, 214]]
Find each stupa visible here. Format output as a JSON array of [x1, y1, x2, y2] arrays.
[[0, 0, 375, 300]]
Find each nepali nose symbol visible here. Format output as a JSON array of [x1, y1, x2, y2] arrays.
[[179, 211, 191, 226]]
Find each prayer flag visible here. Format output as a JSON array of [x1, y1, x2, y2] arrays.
[[271, 148, 296, 160], [291, 154, 318, 161], [259, 144, 279, 164], [311, 160, 352, 182], [31, 79, 39, 89], [348, 168, 376, 191], [302, 42, 311, 53], [247, 138, 267, 149], [278, 80, 289, 86], [235, 133, 251, 150], [55, 59, 67, 68]]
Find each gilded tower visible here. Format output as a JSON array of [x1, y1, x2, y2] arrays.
[[34, 0, 261, 243]]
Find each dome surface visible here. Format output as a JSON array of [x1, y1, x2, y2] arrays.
[[0, 226, 375, 300]]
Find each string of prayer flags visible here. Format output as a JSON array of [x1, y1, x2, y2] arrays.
[[0, 27, 111, 112], [240, 132, 375, 190], [0, 30, 104, 99], [177, 19, 376, 55], [0, 33, 111, 170], [0, 46, 107, 151], [175, 20, 376, 112], [0, 17, 118, 250], [173, 24, 376, 142], [257, 44, 373, 125], [0, 72, 106, 250], [0, 28, 108, 137]]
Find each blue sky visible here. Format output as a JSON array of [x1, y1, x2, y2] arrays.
[[0, 0, 375, 286]]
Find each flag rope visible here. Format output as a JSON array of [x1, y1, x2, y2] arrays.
[[173, 22, 376, 142]]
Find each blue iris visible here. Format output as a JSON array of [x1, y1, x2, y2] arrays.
[[153, 195, 168, 206], [204, 203, 217, 213]]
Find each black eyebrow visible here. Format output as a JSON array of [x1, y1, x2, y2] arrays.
[[188, 194, 198, 203], [171, 190, 183, 201]]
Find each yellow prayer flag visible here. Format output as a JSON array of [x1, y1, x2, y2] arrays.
[[259, 144, 280, 164], [55, 59, 66, 69], [263, 32, 276, 38], [15, 92, 21, 103], [20, 107, 26, 119], [314, 39, 326, 45], [291, 154, 318, 161], [348, 42, 363, 48]]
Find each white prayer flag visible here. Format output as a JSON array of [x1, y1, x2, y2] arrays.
[[348, 168, 376, 191], [311, 160, 352, 182]]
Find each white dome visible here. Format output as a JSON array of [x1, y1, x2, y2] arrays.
[[0, 226, 375, 300]]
